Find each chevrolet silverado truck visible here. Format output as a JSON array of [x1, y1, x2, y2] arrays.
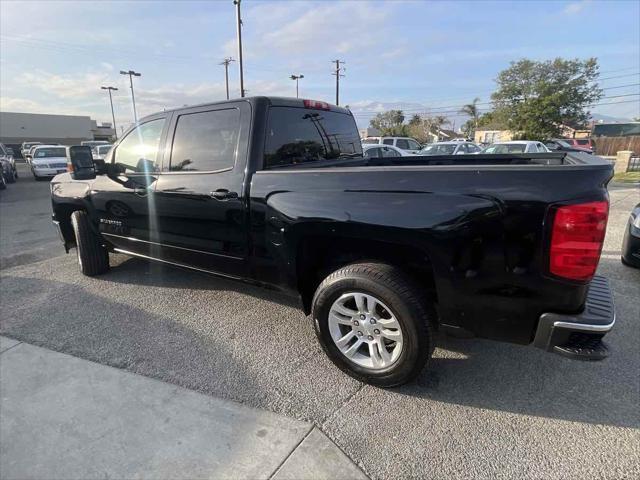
[[51, 97, 615, 387]]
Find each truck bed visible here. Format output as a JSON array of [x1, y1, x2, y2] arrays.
[[268, 151, 612, 170]]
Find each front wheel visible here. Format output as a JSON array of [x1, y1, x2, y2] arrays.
[[70, 210, 110, 276], [312, 262, 434, 387]]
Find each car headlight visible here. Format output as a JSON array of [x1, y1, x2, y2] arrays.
[[33, 163, 46, 169], [632, 213, 640, 229]]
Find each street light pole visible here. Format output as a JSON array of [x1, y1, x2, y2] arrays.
[[101, 86, 118, 140], [119, 69, 141, 123], [289, 74, 304, 98], [233, 0, 245, 97], [220, 57, 235, 100]]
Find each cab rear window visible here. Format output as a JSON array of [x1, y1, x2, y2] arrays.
[[264, 107, 362, 168]]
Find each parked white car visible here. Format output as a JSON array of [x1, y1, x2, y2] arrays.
[[362, 136, 422, 154], [92, 144, 113, 160], [420, 141, 482, 155], [362, 144, 413, 158], [20, 141, 42, 159], [30, 145, 68, 180], [481, 141, 550, 154]]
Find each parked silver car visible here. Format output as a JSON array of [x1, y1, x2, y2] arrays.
[[420, 141, 482, 155], [482, 141, 549, 154]]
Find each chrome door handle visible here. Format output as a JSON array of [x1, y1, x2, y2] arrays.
[[210, 189, 238, 200]]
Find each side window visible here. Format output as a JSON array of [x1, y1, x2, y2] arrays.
[[114, 118, 165, 173], [382, 138, 394, 145], [364, 147, 381, 158], [407, 139, 420, 150], [382, 147, 400, 157], [457, 144, 468, 154], [468, 144, 481, 153], [264, 107, 362, 168], [170, 108, 240, 172], [396, 139, 409, 150]]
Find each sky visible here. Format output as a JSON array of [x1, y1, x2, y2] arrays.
[[1, 0, 639, 131]]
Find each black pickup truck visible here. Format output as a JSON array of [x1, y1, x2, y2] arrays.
[[51, 97, 615, 387]]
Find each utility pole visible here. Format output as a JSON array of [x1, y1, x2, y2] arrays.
[[290, 74, 304, 98], [220, 57, 235, 99], [119, 69, 141, 123], [100, 86, 118, 140], [233, 0, 245, 97], [331, 60, 345, 106]]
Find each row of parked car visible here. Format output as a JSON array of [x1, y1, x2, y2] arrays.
[[16, 141, 113, 181], [360, 136, 594, 159]]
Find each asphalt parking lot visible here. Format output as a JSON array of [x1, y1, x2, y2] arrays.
[[1, 163, 639, 479]]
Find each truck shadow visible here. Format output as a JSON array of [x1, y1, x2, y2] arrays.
[[400, 256, 640, 429], [105, 254, 302, 310]]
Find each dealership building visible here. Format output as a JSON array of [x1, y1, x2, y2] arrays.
[[0, 111, 116, 156]]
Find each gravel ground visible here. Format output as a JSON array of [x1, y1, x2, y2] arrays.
[[1, 168, 638, 479]]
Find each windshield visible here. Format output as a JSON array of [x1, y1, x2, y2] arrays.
[[420, 144, 456, 155], [483, 144, 526, 154], [24, 142, 40, 148], [555, 139, 572, 148], [34, 147, 66, 158], [97, 145, 112, 154], [264, 107, 362, 168], [362, 138, 379, 144], [81, 141, 109, 147]]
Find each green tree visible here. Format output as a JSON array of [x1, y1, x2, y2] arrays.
[[459, 97, 481, 134], [491, 58, 603, 140], [369, 110, 407, 135]]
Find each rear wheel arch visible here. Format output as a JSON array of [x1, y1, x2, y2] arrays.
[[295, 234, 438, 315]]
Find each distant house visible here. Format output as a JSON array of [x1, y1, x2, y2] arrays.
[[438, 129, 466, 141], [592, 122, 640, 137], [474, 128, 513, 144], [359, 127, 381, 139]]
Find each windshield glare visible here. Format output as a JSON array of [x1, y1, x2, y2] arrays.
[[34, 147, 66, 158], [421, 144, 456, 155]]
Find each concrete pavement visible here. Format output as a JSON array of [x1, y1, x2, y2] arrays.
[[0, 338, 367, 480]]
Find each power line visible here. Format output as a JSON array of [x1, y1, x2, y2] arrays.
[[332, 60, 345, 106], [219, 57, 235, 100]]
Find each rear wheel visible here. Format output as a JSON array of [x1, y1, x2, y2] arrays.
[[70, 210, 109, 276], [312, 262, 434, 387], [6, 168, 17, 183]]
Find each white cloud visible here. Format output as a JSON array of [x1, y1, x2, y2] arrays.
[[222, 1, 400, 63], [563, 1, 590, 15]]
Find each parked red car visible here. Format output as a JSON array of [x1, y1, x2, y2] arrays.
[[561, 138, 594, 151]]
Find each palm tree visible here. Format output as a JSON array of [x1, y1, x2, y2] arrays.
[[459, 97, 481, 130]]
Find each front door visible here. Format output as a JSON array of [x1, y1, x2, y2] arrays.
[[92, 115, 169, 257], [152, 103, 249, 278]]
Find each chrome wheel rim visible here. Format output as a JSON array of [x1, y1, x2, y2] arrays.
[[328, 292, 404, 370]]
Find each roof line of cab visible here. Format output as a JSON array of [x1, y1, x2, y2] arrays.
[[138, 96, 351, 123]]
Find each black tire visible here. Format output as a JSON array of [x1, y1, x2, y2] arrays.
[[70, 210, 109, 276], [312, 262, 435, 387], [6, 168, 17, 183], [0, 176, 6, 190]]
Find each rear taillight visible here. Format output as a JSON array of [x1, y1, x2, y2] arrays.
[[303, 99, 330, 110], [549, 200, 609, 281]]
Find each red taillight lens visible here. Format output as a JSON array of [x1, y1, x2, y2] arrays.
[[303, 99, 330, 110], [549, 200, 609, 281]]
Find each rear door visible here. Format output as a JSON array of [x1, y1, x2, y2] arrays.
[[152, 102, 250, 278]]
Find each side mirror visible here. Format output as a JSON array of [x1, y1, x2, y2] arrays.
[[68, 146, 96, 180], [546, 143, 559, 151]]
